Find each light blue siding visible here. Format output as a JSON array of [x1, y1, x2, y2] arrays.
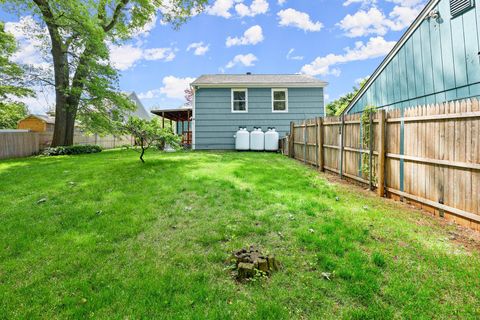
[[348, 0, 480, 114], [195, 87, 324, 150]]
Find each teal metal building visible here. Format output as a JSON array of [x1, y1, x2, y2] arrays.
[[345, 0, 480, 114], [191, 74, 327, 150]]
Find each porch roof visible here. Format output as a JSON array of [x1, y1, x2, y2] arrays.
[[150, 107, 192, 122]]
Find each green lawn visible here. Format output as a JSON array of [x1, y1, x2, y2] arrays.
[[1, 150, 479, 319]]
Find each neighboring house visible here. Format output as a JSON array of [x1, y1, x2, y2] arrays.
[[126, 92, 151, 120], [190, 74, 327, 150], [344, 0, 480, 115], [17, 114, 56, 132], [18, 91, 150, 132]]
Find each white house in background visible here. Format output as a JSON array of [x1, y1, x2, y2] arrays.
[[127, 92, 151, 120]]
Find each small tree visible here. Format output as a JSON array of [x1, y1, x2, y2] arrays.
[[326, 78, 368, 116], [184, 86, 194, 106], [124, 117, 181, 163]]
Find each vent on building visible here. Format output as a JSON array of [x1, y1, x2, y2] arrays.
[[450, 0, 475, 17]]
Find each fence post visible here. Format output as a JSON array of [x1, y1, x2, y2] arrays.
[[377, 109, 386, 197], [303, 120, 307, 164], [339, 115, 345, 179], [318, 117, 324, 171], [289, 121, 295, 158], [369, 111, 373, 190], [315, 117, 319, 167]]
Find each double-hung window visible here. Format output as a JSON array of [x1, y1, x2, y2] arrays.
[[272, 89, 288, 112], [232, 89, 248, 112]]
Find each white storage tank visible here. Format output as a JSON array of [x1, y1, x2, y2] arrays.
[[250, 127, 265, 151], [265, 127, 279, 151], [234, 127, 250, 150]]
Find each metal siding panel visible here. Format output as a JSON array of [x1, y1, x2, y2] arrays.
[[421, 21, 435, 96], [387, 62, 395, 104], [464, 8, 480, 85], [429, 12, 446, 93], [451, 12, 469, 87], [392, 55, 400, 103], [405, 39, 417, 100], [413, 25, 426, 97], [380, 70, 387, 106], [399, 48, 408, 102], [438, 0, 457, 90]]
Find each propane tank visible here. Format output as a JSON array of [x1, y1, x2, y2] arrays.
[[234, 127, 250, 150], [250, 127, 265, 151], [264, 127, 279, 151]]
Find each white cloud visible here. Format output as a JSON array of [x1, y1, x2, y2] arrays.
[[138, 76, 195, 100], [387, 5, 422, 31], [337, 7, 388, 37], [225, 53, 258, 68], [109, 45, 176, 70], [226, 25, 264, 47], [343, 0, 377, 7], [143, 48, 176, 61], [109, 44, 144, 71], [4, 16, 51, 69], [286, 48, 303, 60], [205, 0, 235, 18], [187, 42, 210, 55], [278, 0, 286, 5], [300, 36, 396, 76], [277, 9, 323, 32], [338, 4, 422, 37], [235, 0, 269, 17]]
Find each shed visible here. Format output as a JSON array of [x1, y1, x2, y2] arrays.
[[17, 115, 55, 132]]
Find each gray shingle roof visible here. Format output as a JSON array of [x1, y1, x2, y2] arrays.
[[32, 114, 55, 124], [191, 74, 327, 87]]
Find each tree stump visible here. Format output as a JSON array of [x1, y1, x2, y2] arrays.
[[231, 246, 280, 281]]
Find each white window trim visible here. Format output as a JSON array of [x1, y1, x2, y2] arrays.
[[272, 88, 288, 113], [231, 88, 248, 113]]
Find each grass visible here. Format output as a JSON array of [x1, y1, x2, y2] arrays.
[[0, 150, 479, 319]]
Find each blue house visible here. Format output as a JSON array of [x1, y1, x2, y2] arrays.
[[344, 0, 480, 114], [190, 74, 327, 150]]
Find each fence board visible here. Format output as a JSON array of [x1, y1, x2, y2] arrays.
[[0, 131, 133, 160], [284, 98, 480, 230]]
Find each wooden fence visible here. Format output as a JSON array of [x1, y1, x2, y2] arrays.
[[283, 98, 480, 230], [0, 131, 133, 160], [0, 131, 40, 159]]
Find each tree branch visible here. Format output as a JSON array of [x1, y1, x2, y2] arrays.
[[103, 0, 130, 32]]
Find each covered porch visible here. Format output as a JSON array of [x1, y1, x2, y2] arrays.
[[151, 107, 192, 147]]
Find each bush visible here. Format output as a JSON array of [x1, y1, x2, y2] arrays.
[[43, 145, 102, 156]]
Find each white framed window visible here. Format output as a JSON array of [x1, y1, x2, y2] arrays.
[[272, 89, 288, 112], [231, 89, 248, 113]]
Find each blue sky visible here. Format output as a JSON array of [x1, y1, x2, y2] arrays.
[[1, 0, 427, 113]]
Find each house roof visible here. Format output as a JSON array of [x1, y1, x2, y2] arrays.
[[191, 74, 328, 88], [150, 107, 192, 122], [342, 0, 441, 115], [28, 114, 56, 124]]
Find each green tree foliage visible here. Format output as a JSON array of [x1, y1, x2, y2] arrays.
[[0, 21, 33, 129], [326, 78, 368, 116], [124, 116, 181, 163], [0, 102, 28, 129], [1, 0, 207, 146]]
